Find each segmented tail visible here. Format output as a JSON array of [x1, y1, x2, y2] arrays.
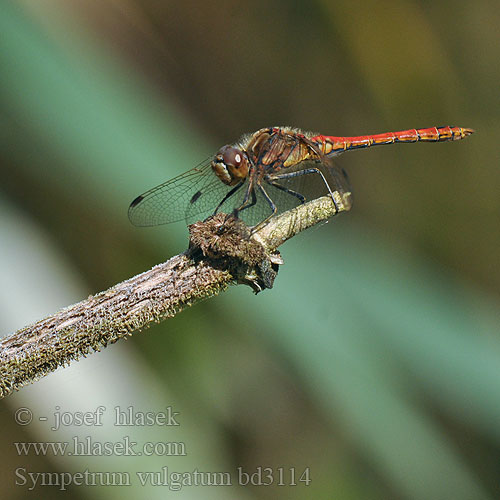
[[311, 126, 474, 156]]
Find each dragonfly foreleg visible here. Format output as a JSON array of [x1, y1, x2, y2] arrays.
[[235, 185, 258, 216], [212, 180, 245, 216]]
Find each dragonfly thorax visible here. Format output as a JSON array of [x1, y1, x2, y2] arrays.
[[211, 145, 250, 186]]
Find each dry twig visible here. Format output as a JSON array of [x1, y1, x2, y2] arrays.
[[0, 191, 351, 398]]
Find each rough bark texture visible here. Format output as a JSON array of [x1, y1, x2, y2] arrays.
[[0, 253, 230, 399]]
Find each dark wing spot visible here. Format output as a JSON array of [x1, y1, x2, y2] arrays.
[[130, 195, 144, 208], [190, 190, 202, 204]]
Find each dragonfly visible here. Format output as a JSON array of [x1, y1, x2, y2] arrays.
[[128, 125, 474, 230]]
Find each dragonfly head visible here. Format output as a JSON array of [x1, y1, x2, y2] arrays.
[[212, 145, 250, 186]]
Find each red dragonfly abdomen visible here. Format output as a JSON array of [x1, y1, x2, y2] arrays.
[[311, 126, 474, 156]]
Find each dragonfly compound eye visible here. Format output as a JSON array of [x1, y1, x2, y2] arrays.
[[212, 146, 249, 186], [222, 146, 243, 167]]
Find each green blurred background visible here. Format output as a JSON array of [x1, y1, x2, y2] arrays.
[[1, 0, 499, 498]]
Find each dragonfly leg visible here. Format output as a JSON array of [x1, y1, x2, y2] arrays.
[[258, 183, 278, 215], [267, 180, 306, 203], [270, 167, 339, 213], [249, 183, 278, 232], [233, 177, 259, 218], [235, 186, 258, 216], [212, 180, 245, 216]]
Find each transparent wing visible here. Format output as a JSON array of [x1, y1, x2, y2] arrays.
[[215, 158, 353, 228], [261, 158, 352, 211], [324, 157, 352, 200], [128, 158, 238, 227]]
